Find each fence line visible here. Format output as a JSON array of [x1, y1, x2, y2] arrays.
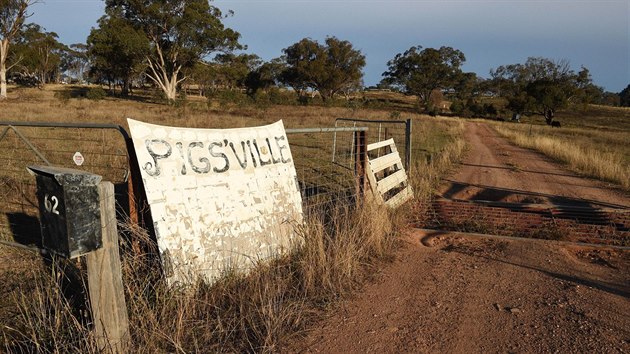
[[334, 117, 412, 172], [0, 121, 375, 249], [0, 121, 131, 250]]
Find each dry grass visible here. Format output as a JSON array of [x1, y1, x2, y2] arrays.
[[3, 202, 396, 353], [0, 85, 418, 130], [492, 123, 630, 191], [405, 117, 466, 227], [0, 85, 466, 352]]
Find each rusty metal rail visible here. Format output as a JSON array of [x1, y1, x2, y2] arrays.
[[334, 118, 412, 172], [0, 121, 374, 249], [0, 121, 132, 249], [428, 198, 630, 246]]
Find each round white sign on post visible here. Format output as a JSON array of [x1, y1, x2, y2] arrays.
[[73, 152, 84, 166]]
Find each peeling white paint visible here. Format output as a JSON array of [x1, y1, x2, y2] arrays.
[[128, 119, 303, 285]]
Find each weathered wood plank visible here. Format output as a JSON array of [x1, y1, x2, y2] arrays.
[[385, 185, 414, 209], [367, 138, 395, 152], [86, 182, 129, 354], [366, 160, 384, 203], [376, 169, 407, 194], [369, 151, 402, 174]]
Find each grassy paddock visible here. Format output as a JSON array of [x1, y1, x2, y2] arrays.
[[0, 85, 466, 352], [492, 122, 630, 191]]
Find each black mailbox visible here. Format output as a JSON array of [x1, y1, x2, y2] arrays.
[[28, 165, 103, 259]]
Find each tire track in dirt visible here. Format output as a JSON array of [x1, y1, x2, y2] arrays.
[[441, 122, 629, 207], [290, 233, 630, 353], [289, 121, 630, 353]]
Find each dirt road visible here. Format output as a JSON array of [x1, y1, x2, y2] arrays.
[[439, 122, 629, 208], [291, 122, 630, 353]]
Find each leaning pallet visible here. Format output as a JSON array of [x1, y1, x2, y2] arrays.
[[365, 138, 413, 208]]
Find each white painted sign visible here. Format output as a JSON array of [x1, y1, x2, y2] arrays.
[[127, 119, 303, 284], [73, 152, 84, 166]]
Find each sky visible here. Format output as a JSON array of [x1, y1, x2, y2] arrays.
[[30, 0, 629, 92]]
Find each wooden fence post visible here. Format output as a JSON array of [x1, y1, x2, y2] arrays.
[[86, 181, 129, 353], [405, 118, 412, 173]]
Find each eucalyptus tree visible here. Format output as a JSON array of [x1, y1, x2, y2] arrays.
[[280, 36, 365, 101], [244, 58, 284, 96], [620, 84, 630, 107], [490, 57, 599, 124], [381, 45, 465, 110], [87, 11, 148, 95], [0, 0, 34, 98], [62, 43, 89, 83], [11, 23, 67, 84], [104, 0, 242, 101]]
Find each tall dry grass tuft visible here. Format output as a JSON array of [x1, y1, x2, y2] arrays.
[[493, 124, 630, 191], [3, 200, 397, 353], [407, 118, 466, 224], [117, 201, 395, 352], [2, 257, 96, 353]]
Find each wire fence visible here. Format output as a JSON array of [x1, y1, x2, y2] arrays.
[[0, 118, 414, 249], [286, 127, 367, 215], [334, 118, 411, 172], [0, 122, 130, 247]]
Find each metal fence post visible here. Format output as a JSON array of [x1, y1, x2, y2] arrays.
[[353, 130, 368, 198]]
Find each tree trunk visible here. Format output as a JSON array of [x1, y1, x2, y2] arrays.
[[164, 79, 177, 101], [145, 46, 182, 102], [121, 78, 130, 97], [0, 62, 7, 100], [544, 108, 554, 125], [0, 40, 9, 100], [148, 66, 179, 101]]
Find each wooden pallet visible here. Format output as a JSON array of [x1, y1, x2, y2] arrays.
[[366, 138, 413, 208]]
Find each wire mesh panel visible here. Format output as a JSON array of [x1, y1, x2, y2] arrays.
[[0, 123, 130, 247], [334, 118, 411, 172], [0, 122, 368, 247], [286, 127, 367, 215]]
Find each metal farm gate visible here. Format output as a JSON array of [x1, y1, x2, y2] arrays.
[[1, 120, 401, 250], [0, 121, 132, 250], [333, 118, 412, 172]]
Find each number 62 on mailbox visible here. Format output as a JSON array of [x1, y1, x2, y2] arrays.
[[28, 165, 103, 259]]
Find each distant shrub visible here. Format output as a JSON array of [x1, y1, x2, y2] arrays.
[[297, 95, 312, 106], [483, 103, 498, 117], [206, 89, 250, 109], [267, 87, 293, 105], [449, 100, 465, 115], [346, 99, 362, 113], [86, 87, 107, 100], [173, 91, 188, 108], [54, 90, 72, 103]]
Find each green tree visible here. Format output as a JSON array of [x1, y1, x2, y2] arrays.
[[280, 36, 365, 102], [61, 43, 89, 83], [11, 23, 67, 85], [105, 0, 242, 101], [452, 72, 480, 100], [490, 57, 592, 124], [0, 0, 34, 99], [244, 58, 284, 97], [87, 12, 149, 95], [381, 45, 465, 110], [212, 53, 260, 89], [188, 53, 261, 97], [619, 84, 630, 107], [572, 67, 603, 108]]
